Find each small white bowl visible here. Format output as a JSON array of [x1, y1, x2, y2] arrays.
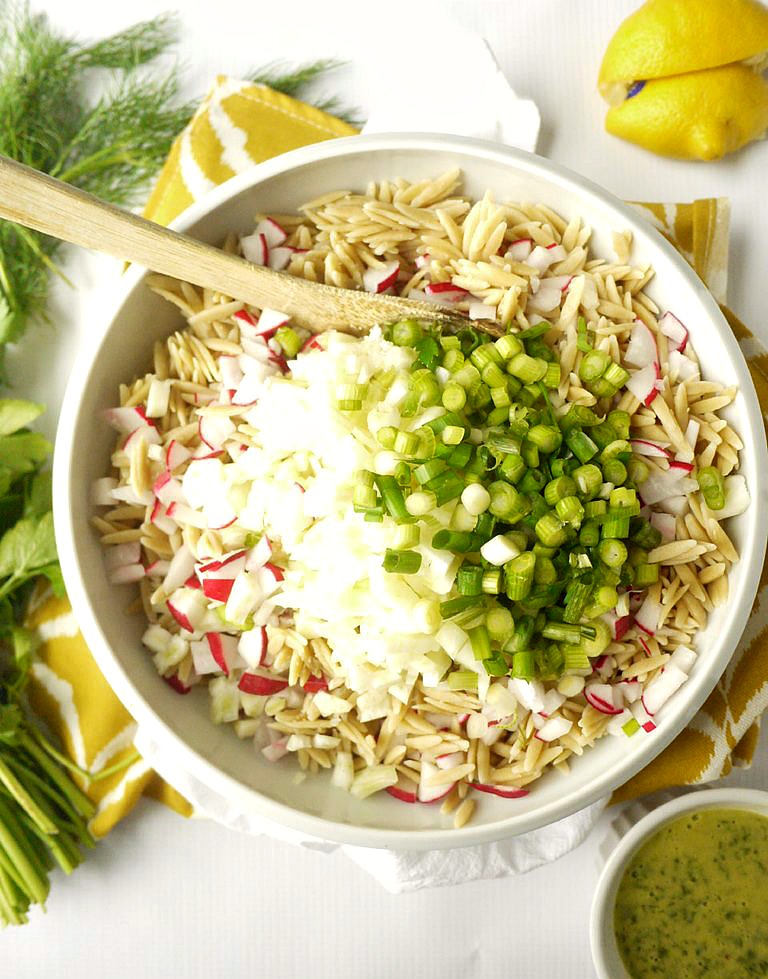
[[590, 787, 768, 978], [54, 133, 768, 849]]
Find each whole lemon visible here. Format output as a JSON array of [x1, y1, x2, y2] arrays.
[[599, 0, 768, 159]]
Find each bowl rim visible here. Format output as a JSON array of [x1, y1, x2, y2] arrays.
[[54, 132, 768, 849], [589, 786, 768, 978]]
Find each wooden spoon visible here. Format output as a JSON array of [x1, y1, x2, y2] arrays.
[[0, 155, 502, 337]]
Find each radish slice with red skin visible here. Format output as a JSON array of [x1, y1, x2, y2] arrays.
[[630, 439, 671, 458], [631, 699, 656, 732], [417, 760, 455, 803], [386, 775, 418, 803], [540, 688, 566, 715], [618, 679, 642, 704], [303, 675, 328, 693], [505, 238, 533, 261], [198, 550, 247, 579], [255, 308, 290, 338], [642, 664, 688, 715], [238, 673, 288, 696], [104, 541, 141, 569], [669, 459, 694, 473], [153, 471, 186, 505], [626, 362, 661, 407], [163, 544, 196, 594], [240, 232, 269, 266], [204, 633, 240, 676], [198, 415, 236, 451], [92, 476, 118, 506], [469, 783, 529, 799], [267, 246, 293, 271], [650, 511, 676, 541], [300, 335, 324, 353], [202, 578, 234, 602], [624, 321, 658, 369], [166, 587, 207, 633], [659, 311, 688, 352], [434, 751, 465, 771], [669, 646, 697, 673], [414, 253, 431, 269], [103, 404, 157, 434], [145, 559, 170, 578], [165, 439, 192, 471], [535, 715, 573, 742], [423, 282, 469, 305], [526, 244, 561, 270], [262, 739, 289, 763], [584, 683, 623, 715], [218, 355, 244, 390], [190, 640, 218, 675], [164, 674, 191, 695], [668, 349, 700, 381], [638, 636, 652, 657], [255, 217, 287, 248], [635, 595, 661, 636], [362, 261, 400, 294], [246, 535, 273, 572], [150, 499, 177, 535], [238, 625, 268, 669], [108, 563, 144, 585]]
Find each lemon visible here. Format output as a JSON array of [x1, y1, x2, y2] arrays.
[[606, 63, 768, 160], [598, 0, 768, 159]]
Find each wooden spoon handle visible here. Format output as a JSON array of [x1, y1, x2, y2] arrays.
[[0, 155, 490, 336]]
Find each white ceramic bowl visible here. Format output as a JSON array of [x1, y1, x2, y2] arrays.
[[590, 787, 768, 978], [54, 133, 768, 849]]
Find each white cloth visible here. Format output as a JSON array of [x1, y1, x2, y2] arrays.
[[137, 20, 608, 893]]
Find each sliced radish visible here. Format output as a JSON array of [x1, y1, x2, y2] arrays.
[[241, 232, 269, 266], [237, 673, 288, 696], [417, 760, 455, 803], [630, 699, 656, 732], [303, 675, 328, 693], [607, 707, 635, 737], [626, 362, 661, 407], [184, 574, 202, 590], [584, 683, 623, 715], [468, 301, 496, 321], [639, 466, 695, 506], [423, 282, 469, 305], [505, 238, 533, 261], [469, 783, 529, 799], [202, 578, 235, 602], [528, 278, 566, 313], [165, 440, 192, 472], [255, 217, 287, 249], [150, 499, 177, 535], [103, 404, 156, 435], [92, 476, 118, 506], [257, 562, 284, 597], [670, 459, 693, 473], [638, 635, 652, 657], [108, 563, 145, 585], [414, 253, 431, 270], [642, 664, 688, 715], [218, 355, 244, 390], [300, 335, 324, 354], [104, 541, 141, 569], [146, 378, 172, 418], [255, 308, 289, 338], [535, 715, 573, 741], [541, 688, 566, 715], [267, 246, 293, 271], [262, 739, 289, 762], [386, 779, 418, 804], [668, 349, 700, 381], [165, 674, 191, 695], [145, 559, 170, 578], [659, 311, 688, 352], [526, 244, 563, 271], [203, 632, 240, 676], [669, 645, 697, 674], [224, 571, 263, 623], [634, 595, 661, 636], [238, 625, 268, 669], [153, 471, 186, 505], [199, 550, 247, 580], [362, 261, 399, 294], [624, 321, 658, 369], [684, 418, 700, 449], [245, 535, 273, 572], [167, 586, 207, 633], [618, 679, 642, 704], [163, 544, 196, 594], [650, 511, 676, 541], [198, 414, 236, 451], [630, 439, 671, 458], [435, 751, 465, 771]]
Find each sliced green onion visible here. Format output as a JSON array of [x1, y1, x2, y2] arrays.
[[391, 524, 420, 550], [440, 596, 482, 619], [566, 430, 599, 463], [499, 453, 526, 484], [562, 644, 590, 671], [573, 463, 602, 497], [432, 529, 477, 552], [481, 569, 504, 594], [335, 383, 366, 411], [495, 334, 524, 360], [377, 426, 397, 449], [542, 361, 561, 389], [542, 621, 583, 644], [471, 342, 504, 370], [414, 459, 447, 485], [535, 513, 567, 547], [534, 555, 558, 585], [508, 353, 548, 384], [633, 562, 660, 587], [608, 410, 631, 440], [576, 316, 591, 353], [468, 624, 492, 661], [405, 490, 436, 516], [602, 458, 627, 486], [544, 476, 577, 505], [374, 474, 409, 521], [697, 465, 726, 510], [578, 349, 610, 382], [601, 512, 631, 539], [603, 362, 630, 388], [442, 383, 467, 411], [505, 551, 535, 600], [511, 649, 535, 679], [457, 564, 484, 596], [486, 606, 514, 638], [391, 319, 423, 346], [527, 424, 562, 452], [563, 580, 591, 623], [382, 548, 422, 574], [555, 495, 584, 528], [275, 326, 301, 358], [597, 538, 628, 568]]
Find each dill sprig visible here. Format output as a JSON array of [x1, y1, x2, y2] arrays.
[[0, 4, 357, 362]]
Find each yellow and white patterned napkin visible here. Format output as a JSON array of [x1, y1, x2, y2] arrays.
[[31, 77, 767, 837]]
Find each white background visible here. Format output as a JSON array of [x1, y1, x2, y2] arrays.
[[5, 1, 768, 976]]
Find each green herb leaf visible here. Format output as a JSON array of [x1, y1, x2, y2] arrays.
[[35, 562, 65, 598], [10, 625, 37, 682], [0, 432, 51, 477], [24, 471, 52, 518], [0, 399, 44, 436], [0, 512, 57, 585]]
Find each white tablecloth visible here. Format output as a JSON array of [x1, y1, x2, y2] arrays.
[[6, 1, 768, 975]]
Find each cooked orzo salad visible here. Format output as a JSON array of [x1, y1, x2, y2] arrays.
[[93, 171, 748, 830]]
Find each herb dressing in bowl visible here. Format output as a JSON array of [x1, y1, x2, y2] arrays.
[[614, 807, 768, 977]]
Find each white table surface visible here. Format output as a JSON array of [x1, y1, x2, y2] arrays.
[[5, 1, 768, 975]]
